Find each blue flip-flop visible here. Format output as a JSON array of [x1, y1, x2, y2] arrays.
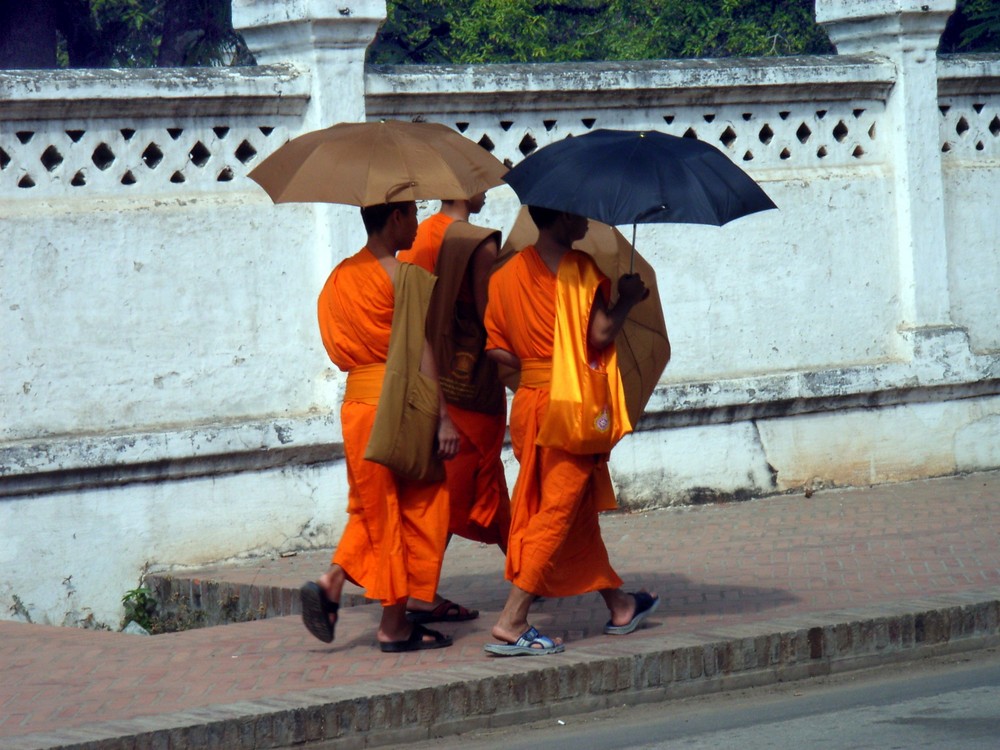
[[483, 626, 565, 656], [604, 591, 660, 635]]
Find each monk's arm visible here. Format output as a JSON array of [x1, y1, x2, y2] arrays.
[[420, 337, 460, 459], [470, 237, 500, 321], [588, 273, 650, 351], [487, 347, 521, 371]]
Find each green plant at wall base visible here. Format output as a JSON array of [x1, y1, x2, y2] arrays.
[[10, 594, 33, 623], [121, 586, 157, 630]]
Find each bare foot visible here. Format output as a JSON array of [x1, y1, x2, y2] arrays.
[[490, 621, 563, 646], [378, 623, 446, 646], [607, 589, 658, 628]]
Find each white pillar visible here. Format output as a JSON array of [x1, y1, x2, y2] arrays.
[[232, 1, 388, 410], [817, 0, 956, 333], [232, 0, 386, 129]]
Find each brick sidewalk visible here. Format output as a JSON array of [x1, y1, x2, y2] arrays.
[[2, 472, 998, 749]]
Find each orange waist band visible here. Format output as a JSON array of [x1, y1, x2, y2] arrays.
[[518, 358, 552, 389], [344, 363, 385, 404]]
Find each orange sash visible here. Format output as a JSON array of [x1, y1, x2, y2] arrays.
[[344, 363, 385, 404], [518, 358, 552, 388]]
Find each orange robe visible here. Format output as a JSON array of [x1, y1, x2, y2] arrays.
[[317, 248, 450, 605], [484, 245, 623, 598], [398, 214, 511, 548]]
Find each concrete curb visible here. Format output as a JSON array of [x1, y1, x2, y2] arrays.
[[144, 556, 373, 630], [8, 592, 998, 750]]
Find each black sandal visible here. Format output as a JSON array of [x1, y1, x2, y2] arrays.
[[300, 581, 339, 643], [379, 624, 452, 652]]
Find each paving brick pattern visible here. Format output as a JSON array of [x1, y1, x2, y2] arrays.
[[1, 472, 998, 748]]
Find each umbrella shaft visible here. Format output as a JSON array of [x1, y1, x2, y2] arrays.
[[630, 224, 636, 274]]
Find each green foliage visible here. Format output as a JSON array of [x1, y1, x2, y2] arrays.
[[121, 586, 156, 631], [948, 0, 1000, 52], [52, 0, 251, 68], [368, 0, 836, 64], [10, 0, 1000, 69], [369, 0, 1000, 64], [374, 0, 454, 64], [84, 0, 159, 66]]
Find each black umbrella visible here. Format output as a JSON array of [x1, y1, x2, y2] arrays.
[[503, 128, 776, 242]]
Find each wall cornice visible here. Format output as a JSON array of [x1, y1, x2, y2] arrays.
[[0, 414, 341, 498], [0, 64, 310, 120], [938, 54, 1000, 96], [365, 55, 897, 115]]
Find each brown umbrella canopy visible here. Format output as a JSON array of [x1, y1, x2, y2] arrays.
[[499, 207, 671, 425], [248, 120, 508, 207]]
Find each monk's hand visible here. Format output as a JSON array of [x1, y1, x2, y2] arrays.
[[437, 412, 460, 460], [618, 273, 650, 306]]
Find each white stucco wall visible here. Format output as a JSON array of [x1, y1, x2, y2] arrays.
[[3, 195, 333, 439], [0, 461, 349, 627], [942, 162, 1000, 356]]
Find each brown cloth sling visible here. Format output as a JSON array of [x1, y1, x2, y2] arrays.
[[424, 221, 506, 415], [364, 262, 444, 483]]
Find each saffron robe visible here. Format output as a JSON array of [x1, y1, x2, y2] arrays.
[[398, 214, 511, 547], [317, 247, 450, 605], [484, 245, 624, 597]]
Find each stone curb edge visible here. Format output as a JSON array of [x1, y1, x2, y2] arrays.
[[8, 592, 999, 750]]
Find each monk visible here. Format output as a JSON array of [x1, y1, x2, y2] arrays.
[[300, 200, 461, 652], [482, 205, 659, 656], [397, 192, 511, 625]]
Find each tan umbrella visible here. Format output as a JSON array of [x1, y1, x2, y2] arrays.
[[248, 120, 508, 206], [499, 207, 671, 425]]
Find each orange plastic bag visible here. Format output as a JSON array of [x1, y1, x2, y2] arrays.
[[536, 251, 632, 455]]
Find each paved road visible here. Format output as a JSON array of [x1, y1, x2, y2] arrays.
[[412, 648, 1000, 750]]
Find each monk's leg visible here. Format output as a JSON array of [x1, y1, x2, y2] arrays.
[[377, 601, 413, 643], [407, 532, 476, 617], [444, 422, 478, 537], [472, 413, 511, 552], [378, 601, 454, 647], [491, 584, 562, 646], [319, 565, 346, 606], [407, 422, 472, 614], [397, 479, 450, 605], [509, 447, 594, 594]]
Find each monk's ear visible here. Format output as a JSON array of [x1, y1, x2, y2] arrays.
[[385, 207, 404, 229]]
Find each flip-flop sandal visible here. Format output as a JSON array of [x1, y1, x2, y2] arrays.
[[406, 598, 479, 624], [604, 591, 660, 635], [483, 626, 565, 657], [380, 624, 453, 653], [300, 581, 339, 643]]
